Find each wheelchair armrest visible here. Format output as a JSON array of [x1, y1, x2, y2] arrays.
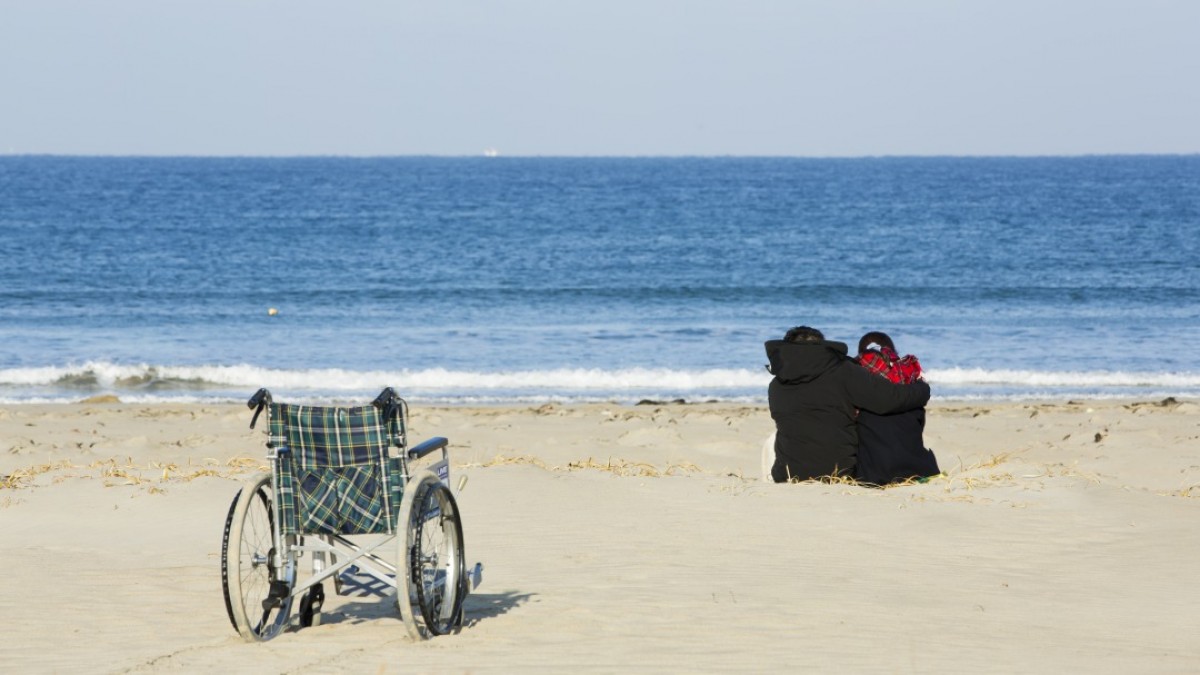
[[408, 436, 449, 460]]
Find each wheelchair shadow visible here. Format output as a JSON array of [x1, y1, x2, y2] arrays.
[[462, 590, 535, 622], [308, 567, 534, 629], [334, 568, 393, 598]]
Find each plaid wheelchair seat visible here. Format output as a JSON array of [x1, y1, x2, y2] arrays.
[[267, 401, 406, 536]]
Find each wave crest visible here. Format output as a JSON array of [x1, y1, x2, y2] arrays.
[[1, 361, 1198, 403], [0, 362, 767, 392], [927, 367, 1200, 388]]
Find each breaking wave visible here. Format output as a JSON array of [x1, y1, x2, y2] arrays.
[[1, 361, 1197, 403]]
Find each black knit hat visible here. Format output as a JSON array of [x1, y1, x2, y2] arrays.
[[857, 331, 895, 355]]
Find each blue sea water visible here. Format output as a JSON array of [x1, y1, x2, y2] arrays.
[[1, 155, 1198, 404]]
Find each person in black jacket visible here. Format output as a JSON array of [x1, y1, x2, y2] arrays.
[[765, 326, 930, 483], [853, 331, 941, 486]]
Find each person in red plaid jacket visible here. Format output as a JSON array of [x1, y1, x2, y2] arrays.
[[853, 331, 940, 485]]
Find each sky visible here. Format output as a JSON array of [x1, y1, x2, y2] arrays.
[[2, 1, 1198, 157]]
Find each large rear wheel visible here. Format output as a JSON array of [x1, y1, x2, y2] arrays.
[[221, 472, 295, 641], [396, 470, 466, 639]]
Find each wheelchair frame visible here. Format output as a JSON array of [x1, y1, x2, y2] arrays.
[[220, 387, 482, 641]]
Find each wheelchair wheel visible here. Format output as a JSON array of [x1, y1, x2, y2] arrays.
[[221, 472, 295, 641], [396, 470, 466, 640]]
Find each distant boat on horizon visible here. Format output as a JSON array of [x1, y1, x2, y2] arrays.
[[483, 148, 499, 157]]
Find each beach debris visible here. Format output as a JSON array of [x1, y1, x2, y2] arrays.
[[225, 456, 265, 470], [464, 453, 705, 477], [0, 454, 268, 495], [80, 394, 121, 404], [1175, 483, 1200, 498], [1, 459, 81, 490], [471, 453, 549, 470]]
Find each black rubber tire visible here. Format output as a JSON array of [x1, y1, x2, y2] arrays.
[[221, 473, 294, 641], [396, 471, 466, 639]]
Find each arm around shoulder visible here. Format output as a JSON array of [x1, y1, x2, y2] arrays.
[[846, 364, 930, 415]]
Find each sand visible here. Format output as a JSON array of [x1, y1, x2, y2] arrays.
[[1, 398, 1198, 673]]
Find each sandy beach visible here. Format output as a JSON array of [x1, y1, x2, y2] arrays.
[[1, 397, 1198, 673]]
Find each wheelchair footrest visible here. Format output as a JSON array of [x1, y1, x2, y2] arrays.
[[467, 562, 483, 593]]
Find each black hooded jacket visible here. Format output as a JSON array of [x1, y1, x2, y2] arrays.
[[765, 339, 931, 482]]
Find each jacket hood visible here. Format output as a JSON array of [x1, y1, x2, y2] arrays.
[[765, 339, 849, 384]]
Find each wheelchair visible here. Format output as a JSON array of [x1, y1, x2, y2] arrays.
[[220, 387, 482, 641]]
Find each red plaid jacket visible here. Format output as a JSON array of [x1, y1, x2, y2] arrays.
[[856, 346, 922, 384]]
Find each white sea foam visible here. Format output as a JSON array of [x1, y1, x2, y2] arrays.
[[1, 361, 1197, 404], [925, 367, 1200, 388], [0, 362, 768, 392], [2, 361, 1199, 389]]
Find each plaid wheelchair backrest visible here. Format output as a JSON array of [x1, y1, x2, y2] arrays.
[[268, 401, 407, 536], [267, 403, 403, 469]]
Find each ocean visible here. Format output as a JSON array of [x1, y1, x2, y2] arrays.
[[1, 155, 1197, 404]]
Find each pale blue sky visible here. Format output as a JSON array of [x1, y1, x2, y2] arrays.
[[2, 1, 1197, 156]]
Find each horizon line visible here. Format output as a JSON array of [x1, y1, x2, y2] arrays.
[[3, 152, 1199, 160]]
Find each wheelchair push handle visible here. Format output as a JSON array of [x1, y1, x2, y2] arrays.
[[247, 388, 272, 429]]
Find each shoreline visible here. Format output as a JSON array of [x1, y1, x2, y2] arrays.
[[2, 397, 1198, 671], [3, 391, 1195, 406]]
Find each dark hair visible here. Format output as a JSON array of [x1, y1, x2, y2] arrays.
[[857, 331, 895, 355], [784, 326, 824, 343]]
